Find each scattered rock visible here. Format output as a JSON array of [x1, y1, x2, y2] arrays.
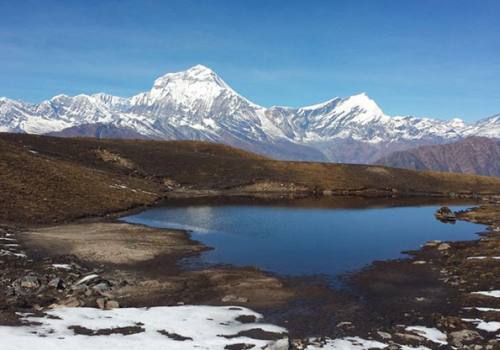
[[48, 278, 64, 290], [395, 332, 425, 343], [376, 331, 392, 339], [19, 274, 40, 289], [449, 329, 482, 348], [437, 243, 451, 251], [96, 297, 119, 310]]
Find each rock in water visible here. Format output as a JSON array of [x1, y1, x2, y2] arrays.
[[435, 207, 457, 222]]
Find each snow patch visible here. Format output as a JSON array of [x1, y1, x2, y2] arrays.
[[0, 306, 287, 350], [405, 326, 447, 345], [74, 274, 100, 286], [471, 290, 500, 298], [52, 264, 72, 270], [0, 249, 26, 258], [462, 318, 500, 332]]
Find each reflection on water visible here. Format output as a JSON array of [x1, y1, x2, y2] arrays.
[[122, 197, 484, 282]]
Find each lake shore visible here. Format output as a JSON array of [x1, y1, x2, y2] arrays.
[[1, 198, 499, 349]]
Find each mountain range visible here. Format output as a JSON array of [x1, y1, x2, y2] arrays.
[[1, 64, 499, 163]]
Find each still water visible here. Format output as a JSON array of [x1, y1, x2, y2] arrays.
[[123, 197, 484, 281]]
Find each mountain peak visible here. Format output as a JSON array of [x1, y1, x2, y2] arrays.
[[185, 64, 215, 75], [151, 64, 229, 93], [341, 93, 383, 116]]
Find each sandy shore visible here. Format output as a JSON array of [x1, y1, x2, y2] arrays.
[[17, 221, 294, 310]]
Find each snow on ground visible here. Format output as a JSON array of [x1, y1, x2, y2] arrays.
[[74, 274, 99, 286], [0, 232, 26, 258], [464, 307, 500, 312], [471, 290, 500, 298], [467, 256, 500, 260], [0, 306, 287, 350], [462, 318, 500, 333], [305, 337, 387, 350], [405, 326, 447, 345], [0, 249, 26, 258], [52, 264, 72, 270]]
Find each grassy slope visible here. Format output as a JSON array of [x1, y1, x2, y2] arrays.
[[0, 138, 162, 224], [1, 133, 499, 224]]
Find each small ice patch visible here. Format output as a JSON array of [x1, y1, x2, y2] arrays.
[[464, 307, 500, 312], [110, 184, 128, 189], [305, 336, 387, 349], [74, 274, 100, 286], [405, 326, 447, 345], [471, 290, 500, 298], [467, 256, 500, 260], [0, 249, 26, 258], [52, 264, 71, 270], [0, 306, 287, 350]]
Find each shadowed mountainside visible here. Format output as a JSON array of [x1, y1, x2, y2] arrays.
[[375, 137, 500, 177], [1, 133, 499, 224]]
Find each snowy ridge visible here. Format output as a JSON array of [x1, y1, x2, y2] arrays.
[[0, 65, 498, 162]]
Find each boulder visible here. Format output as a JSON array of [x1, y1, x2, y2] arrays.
[[435, 207, 457, 222], [96, 297, 119, 310], [105, 300, 119, 309], [48, 277, 64, 290], [96, 297, 106, 310]]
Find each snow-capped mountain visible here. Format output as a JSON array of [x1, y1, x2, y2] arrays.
[[0, 65, 498, 163]]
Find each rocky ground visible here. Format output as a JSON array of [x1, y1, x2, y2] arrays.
[[0, 204, 498, 350], [0, 221, 295, 324]]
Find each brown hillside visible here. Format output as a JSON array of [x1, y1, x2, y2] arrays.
[[1, 133, 500, 224], [376, 137, 500, 177]]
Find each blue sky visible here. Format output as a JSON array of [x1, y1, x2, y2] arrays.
[[1, 0, 499, 121]]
